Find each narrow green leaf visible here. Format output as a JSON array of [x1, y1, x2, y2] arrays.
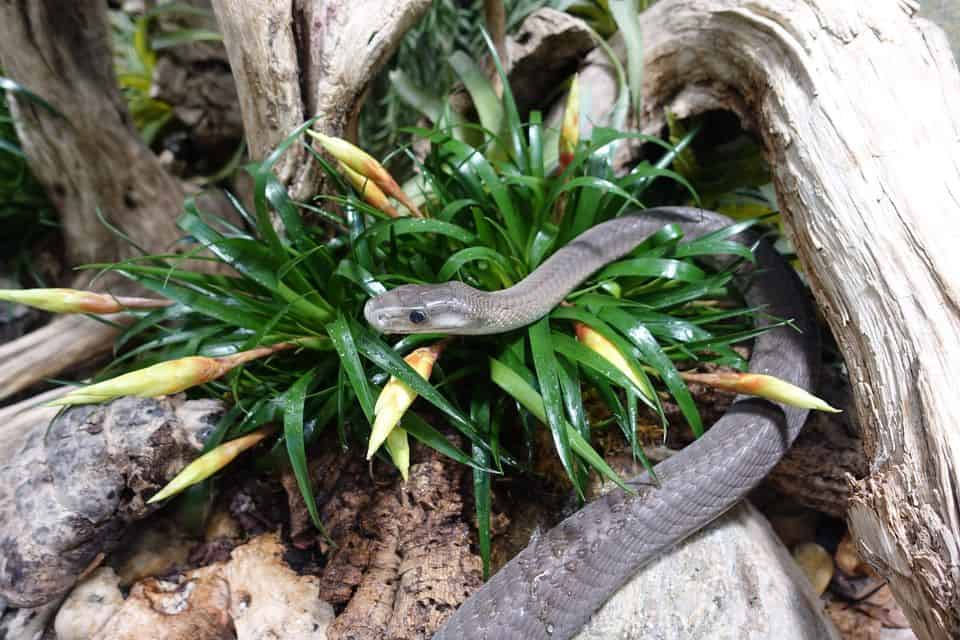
[[326, 314, 376, 421], [607, 0, 643, 121], [551, 331, 656, 407], [489, 357, 632, 494], [449, 51, 503, 146], [284, 370, 327, 533], [437, 246, 515, 284], [595, 257, 707, 283], [601, 307, 703, 436], [529, 318, 581, 497], [352, 323, 486, 447]]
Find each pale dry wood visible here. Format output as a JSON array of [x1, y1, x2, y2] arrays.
[[0, 1, 185, 269], [210, 0, 431, 200], [0, 315, 125, 400], [571, 1, 960, 637], [0, 1, 186, 399]]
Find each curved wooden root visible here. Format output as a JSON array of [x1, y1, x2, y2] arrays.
[[570, 1, 960, 637], [0, 1, 195, 396]]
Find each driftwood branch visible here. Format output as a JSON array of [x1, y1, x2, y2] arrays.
[[0, 0, 185, 269], [210, 0, 432, 200], [0, 1, 187, 399], [567, 1, 960, 637]]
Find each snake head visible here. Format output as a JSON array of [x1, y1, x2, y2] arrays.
[[364, 282, 478, 334]]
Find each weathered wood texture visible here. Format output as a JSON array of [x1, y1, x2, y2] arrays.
[[0, 0, 186, 398], [0, 396, 224, 607], [0, 0, 185, 270], [594, 1, 959, 637], [209, 0, 431, 200]]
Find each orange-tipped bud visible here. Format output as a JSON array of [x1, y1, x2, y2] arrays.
[[385, 427, 411, 481], [308, 130, 423, 218], [0, 288, 171, 314], [574, 322, 654, 400], [339, 162, 402, 218], [49, 343, 293, 407], [558, 74, 580, 173], [148, 425, 275, 503], [368, 342, 445, 461], [680, 371, 841, 413]]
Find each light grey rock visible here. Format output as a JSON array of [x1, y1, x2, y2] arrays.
[[575, 502, 841, 640]]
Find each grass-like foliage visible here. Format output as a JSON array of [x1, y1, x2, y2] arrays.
[[87, 46, 781, 576], [0, 76, 58, 281]]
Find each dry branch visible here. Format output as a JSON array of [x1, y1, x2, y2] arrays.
[[210, 0, 432, 200], [567, 1, 960, 636], [0, 0, 185, 269], [0, 1, 188, 398]]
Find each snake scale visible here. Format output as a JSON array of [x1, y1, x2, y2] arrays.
[[364, 207, 819, 639]]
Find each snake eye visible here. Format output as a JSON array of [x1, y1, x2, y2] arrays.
[[408, 310, 427, 324]]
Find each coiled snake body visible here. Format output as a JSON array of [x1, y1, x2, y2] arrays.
[[364, 207, 819, 639]]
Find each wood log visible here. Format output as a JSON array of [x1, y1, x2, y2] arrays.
[[209, 0, 432, 200], [0, 396, 224, 607], [567, 1, 960, 637], [0, 0, 185, 270], [0, 1, 187, 398]]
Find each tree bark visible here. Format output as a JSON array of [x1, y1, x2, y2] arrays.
[[210, 0, 432, 200], [0, 0, 185, 270], [0, 0, 189, 398], [568, 1, 960, 637]]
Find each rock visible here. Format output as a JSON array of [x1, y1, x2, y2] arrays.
[[54, 533, 335, 640], [93, 566, 233, 640], [110, 520, 196, 587], [0, 597, 62, 640], [221, 533, 335, 640], [0, 395, 224, 607], [54, 568, 124, 640], [574, 502, 841, 640]]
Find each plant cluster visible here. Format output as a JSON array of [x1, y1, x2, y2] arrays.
[[1, 31, 835, 577], [110, 3, 222, 147], [26, 36, 836, 577]]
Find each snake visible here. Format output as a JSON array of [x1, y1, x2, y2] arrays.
[[363, 206, 819, 640]]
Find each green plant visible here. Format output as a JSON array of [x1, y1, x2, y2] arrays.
[[0, 76, 58, 282], [359, 0, 550, 164], [68, 33, 806, 578]]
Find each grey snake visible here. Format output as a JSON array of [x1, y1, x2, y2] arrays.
[[364, 206, 819, 639]]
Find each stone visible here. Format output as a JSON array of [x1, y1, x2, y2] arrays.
[[575, 502, 841, 640]]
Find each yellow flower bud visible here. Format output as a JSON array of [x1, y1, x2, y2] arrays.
[[308, 130, 423, 218], [339, 162, 402, 218], [680, 371, 841, 413], [574, 322, 654, 401], [368, 342, 445, 460], [559, 74, 580, 173], [385, 427, 411, 482], [148, 425, 275, 503], [0, 288, 170, 314], [49, 343, 293, 407]]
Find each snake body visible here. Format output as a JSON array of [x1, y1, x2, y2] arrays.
[[364, 207, 819, 640]]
